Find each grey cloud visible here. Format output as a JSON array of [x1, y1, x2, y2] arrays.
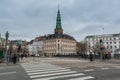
[[0, 0, 120, 41]]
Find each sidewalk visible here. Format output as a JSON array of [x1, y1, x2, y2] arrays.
[[0, 62, 6, 66], [7, 57, 119, 68], [18, 57, 120, 63], [0, 62, 20, 67], [109, 59, 120, 62], [20, 57, 90, 63]]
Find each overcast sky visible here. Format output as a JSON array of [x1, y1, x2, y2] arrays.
[[0, 0, 120, 41]]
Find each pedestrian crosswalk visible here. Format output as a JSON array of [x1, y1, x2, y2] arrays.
[[21, 62, 95, 80]]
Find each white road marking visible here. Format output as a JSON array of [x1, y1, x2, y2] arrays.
[[30, 71, 77, 78], [22, 64, 61, 70], [68, 76, 95, 80], [23, 65, 59, 69], [25, 66, 61, 71], [28, 69, 70, 75], [64, 67, 71, 69], [26, 68, 67, 73], [0, 67, 4, 69], [23, 64, 58, 67], [112, 66, 120, 69], [101, 68, 109, 70], [84, 69, 94, 72], [32, 73, 85, 80], [22, 63, 95, 80], [0, 71, 16, 76]]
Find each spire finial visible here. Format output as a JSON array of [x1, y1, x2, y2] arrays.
[[56, 5, 62, 29], [58, 4, 60, 10], [54, 5, 63, 34]]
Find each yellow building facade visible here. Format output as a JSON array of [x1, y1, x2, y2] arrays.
[[43, 8, 76, 56]]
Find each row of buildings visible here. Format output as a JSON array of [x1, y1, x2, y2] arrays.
[[1, 8, 120, 57], [27, 8, 120, 57], [85, 33, 120, 56], [0, 34, 28, 55], [27, 8, 76, 57]]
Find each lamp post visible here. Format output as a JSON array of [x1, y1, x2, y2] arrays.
[[5, 31, 9, 62], [17, 40, 22, 53], [99, 39, 104, 60]]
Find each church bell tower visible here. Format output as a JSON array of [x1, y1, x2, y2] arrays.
[[54, 7, 63, 35]]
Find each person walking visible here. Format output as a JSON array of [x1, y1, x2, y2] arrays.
[[89, 52, 93, 62], [20, 54, 24, 60], [12, 54, 17, 64]]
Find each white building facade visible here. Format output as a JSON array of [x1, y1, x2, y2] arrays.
[[85, 33, 120, 55], [32, 41, 44, 56]]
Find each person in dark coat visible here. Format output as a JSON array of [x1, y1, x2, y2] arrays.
[[89, 52, 93, 62], [12, 54, 17, 64], [20, 54, 24, 60]]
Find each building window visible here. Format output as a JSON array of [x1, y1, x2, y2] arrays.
[[110, 46, 112, 49], [106, 38, 108, 40], [107, 46, 109, 49], [114, 42, 116, 44], [87, 39, 89, 41], [110, 38, 112, 40], [110, 42, 112, 44], [90, 38, 92, 41], [86, 39, 88, 41], [106, 42, 108, 44], [114, 37, 116, 40], [115, 46, 117, 49]]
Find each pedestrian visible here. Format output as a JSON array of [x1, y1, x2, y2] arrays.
[[89, 52, 93, 62], [12, 54, 17, 64], [25, 54, 27, 58], [83, 53, 87, 59], [20, 54, 24, 60], [17, 54, 20, 62]]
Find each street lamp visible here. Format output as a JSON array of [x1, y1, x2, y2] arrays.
[[5, 31, 9, 62], [99, 39, 104, 60]]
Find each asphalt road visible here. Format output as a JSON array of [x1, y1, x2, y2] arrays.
[[0, 63, 30, 80], [69, 66, 120, 80], [21, 57, 120, 80], [0, 57, 120, 80]]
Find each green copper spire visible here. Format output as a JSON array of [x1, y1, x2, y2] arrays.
[[56, 7, 62, 29]]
